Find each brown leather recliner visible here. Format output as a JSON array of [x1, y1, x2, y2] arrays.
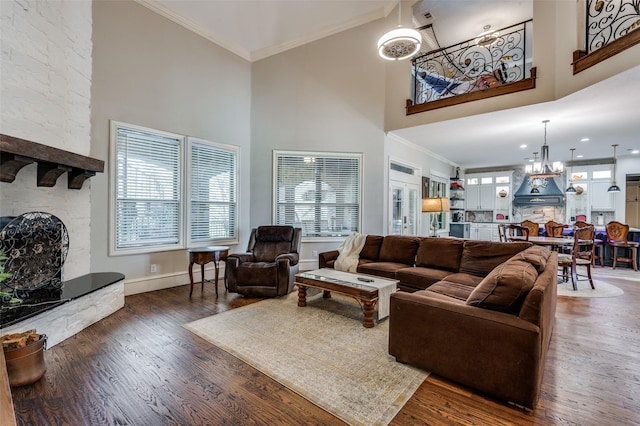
[[225, 226, 302, 297]]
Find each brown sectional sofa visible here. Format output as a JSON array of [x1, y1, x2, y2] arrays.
[[318, 235, 557, 409]]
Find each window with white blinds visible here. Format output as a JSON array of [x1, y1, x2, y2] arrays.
[[113, 125, 182, 251], [110, 121, 239, 254], [189, 138, 237, 243], [274, 151, 361, 238]]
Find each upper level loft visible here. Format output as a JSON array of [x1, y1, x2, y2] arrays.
[[404, 0, 640, 117]]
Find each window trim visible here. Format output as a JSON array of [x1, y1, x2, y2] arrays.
[[186, 136, 240, 247], [272, 150, 363, 243], [109, 121, 239, 256]]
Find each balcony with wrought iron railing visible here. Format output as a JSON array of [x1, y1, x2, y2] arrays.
[[573, 0, 640, 73], [407, 20, 535, 115]]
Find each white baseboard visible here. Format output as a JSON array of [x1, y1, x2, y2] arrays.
[[124, 265, 225, 295], [124, 258, 321, 295], [299, 259, 320, 271]]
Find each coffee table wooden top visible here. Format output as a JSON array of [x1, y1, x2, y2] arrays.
[[295, 269, 398, 328]]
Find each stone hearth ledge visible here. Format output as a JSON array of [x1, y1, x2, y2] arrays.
[[1, 273, 125, 347]]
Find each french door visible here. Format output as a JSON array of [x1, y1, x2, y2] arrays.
[[389, 181, 419, 236]]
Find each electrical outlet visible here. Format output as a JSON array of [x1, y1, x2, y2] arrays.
[[312, 250, 318, 257], [150, 264, 158, 273]]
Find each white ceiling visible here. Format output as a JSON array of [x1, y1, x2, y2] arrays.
[[137, 0, 640, 170]]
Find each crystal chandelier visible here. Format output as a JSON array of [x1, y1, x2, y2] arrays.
[[378, 0, 421, 61], [525, 120, 563, 179]]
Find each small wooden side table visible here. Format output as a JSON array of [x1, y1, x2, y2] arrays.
[[188, 246, 229, 297]]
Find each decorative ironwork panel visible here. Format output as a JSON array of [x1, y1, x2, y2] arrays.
[[586, 0, 640, 53], [0, 212, 68, 293], [411, 21, 532, 106]]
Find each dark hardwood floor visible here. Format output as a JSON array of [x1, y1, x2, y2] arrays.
[[10, 272, 640, 425]]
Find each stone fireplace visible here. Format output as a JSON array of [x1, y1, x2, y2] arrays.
[[1, 0, 124, 346]]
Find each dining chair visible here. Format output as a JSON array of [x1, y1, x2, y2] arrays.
[[505, 224, 530, 241], [520, 220, 539, 238], [558, 225, 596, 290], [575, 220, 603, 267], [545, 220, 567, 237], [605, 221, 639, 271], [545, 220, 569, 252], [497, 224, 507, 242]]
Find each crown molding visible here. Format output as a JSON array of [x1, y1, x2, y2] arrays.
[[250, 6, 388, 61], [135, 0, 392, 62], [386, 132, 460, 167], [135, 0, 252, 61]]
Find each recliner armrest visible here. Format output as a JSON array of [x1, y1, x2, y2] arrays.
[[276, 253, 299, 266], [227, 253, 255, 264]]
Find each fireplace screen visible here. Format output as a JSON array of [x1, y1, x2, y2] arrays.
[[0, 212, 69, 296]]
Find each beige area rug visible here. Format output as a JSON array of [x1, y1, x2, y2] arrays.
[[183, 292, 428, 426], [557, 279, 624, 298]]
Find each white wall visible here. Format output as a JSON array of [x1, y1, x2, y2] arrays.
[[384, 134, 456, 236], [250, 18, 390, 267], [0, 0, 93, 280], [90, 1, 252, 294]]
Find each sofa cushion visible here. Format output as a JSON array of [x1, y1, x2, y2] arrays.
[[395, 267, 452, 291], [427, 280, 475, 301], [378, 236, 421, 265], [459, 240, 532, 277], [510, 246, 551, 273], [434, 272, 484, 287], [359, 235, 384, 261], [466, 259, 538, 313], [357, 262, 407, 279], [415, 238, 464, 272]]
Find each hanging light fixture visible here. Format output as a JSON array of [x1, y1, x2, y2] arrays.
[[378, 0, 421, 61], [608, 144, 621, 192], [475, 25, 500, 47], [526, 120, 563, 179], [566, 148, 577, 193]]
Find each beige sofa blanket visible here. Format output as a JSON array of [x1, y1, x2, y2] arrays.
[[334, 232, 367, 273]]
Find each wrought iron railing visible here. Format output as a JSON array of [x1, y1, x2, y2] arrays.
[[585, 0, 640, 53], [411, 20, 533, 106]]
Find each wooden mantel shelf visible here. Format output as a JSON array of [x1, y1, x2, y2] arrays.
[[0, 134, 104, 190]]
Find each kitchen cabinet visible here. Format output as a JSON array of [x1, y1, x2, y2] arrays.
[[466, 185, 494, 210], [470, 223, 493, 241], [591, 180, 614, 210]]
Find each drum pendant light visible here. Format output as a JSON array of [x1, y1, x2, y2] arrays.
[[378, 0, 421, 61]]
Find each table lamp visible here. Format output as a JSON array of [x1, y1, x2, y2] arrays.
[[422, 197, 450, 237]]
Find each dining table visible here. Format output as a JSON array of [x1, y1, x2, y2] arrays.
[[510, 236, 576, 246]]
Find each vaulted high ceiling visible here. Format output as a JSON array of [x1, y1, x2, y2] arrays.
[[136, 0, 640, 170]]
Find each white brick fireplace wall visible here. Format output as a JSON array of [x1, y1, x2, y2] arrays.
[[1, 1, 124, 346], [1, 0, 93, 280]]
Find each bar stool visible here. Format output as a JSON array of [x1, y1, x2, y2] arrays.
[[605, 221, 639, 271], [575, 221, 604, 267]]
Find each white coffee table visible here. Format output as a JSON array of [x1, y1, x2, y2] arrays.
[[295, 268, 398, 328]]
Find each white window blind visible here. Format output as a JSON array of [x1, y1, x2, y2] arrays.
[[274, 151, 361, 238], [190, 139, 238, 242], [114, 125, 182, 250]]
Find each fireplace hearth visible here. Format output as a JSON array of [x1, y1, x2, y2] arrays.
[[1, 212, 124, 330]]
